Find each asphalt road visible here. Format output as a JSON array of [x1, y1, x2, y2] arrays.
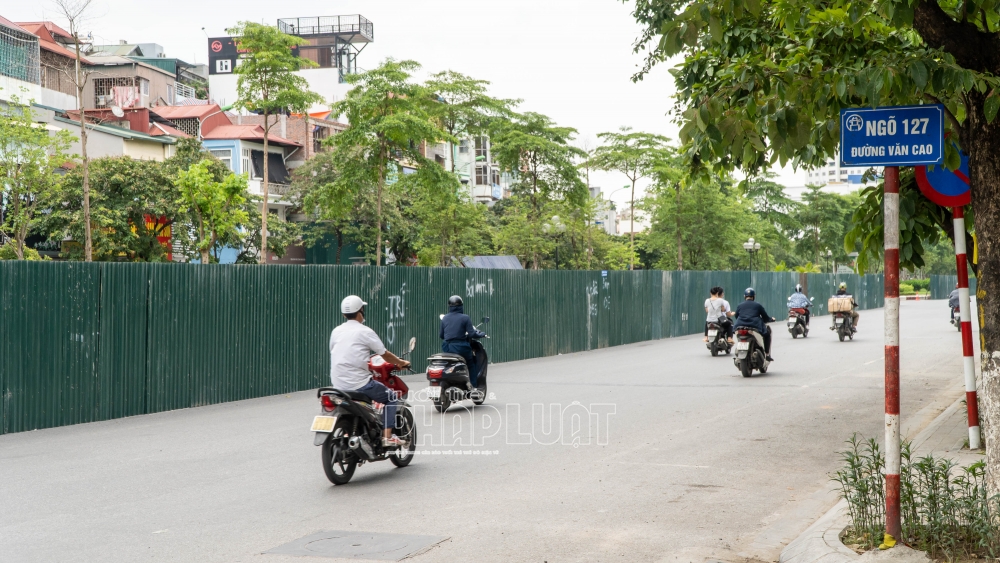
[[0, 300, 970, 563]]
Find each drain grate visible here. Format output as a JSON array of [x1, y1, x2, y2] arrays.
[[265, 530, 448, 561]]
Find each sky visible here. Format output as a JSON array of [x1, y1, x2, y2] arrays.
[[7, 0, 803, 205]]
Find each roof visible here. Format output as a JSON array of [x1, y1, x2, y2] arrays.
[[0, 15, 32, 35], [460, 256, 524, 269], [17, 22, 91, 64], [52, 116, 177, 144], [17, 21, 73, 40], [151, 104, 223, 120], [149, 122, 190, 138], [88, 44, 143, 57], [202, 124, 301, 147], [84, 55, 175, 78], [129, 57, 176, 74]]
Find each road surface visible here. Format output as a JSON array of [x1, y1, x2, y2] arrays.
[[0, 300, 969, 562]]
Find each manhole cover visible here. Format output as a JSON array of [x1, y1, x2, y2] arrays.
[[265, 530, 448, 561]]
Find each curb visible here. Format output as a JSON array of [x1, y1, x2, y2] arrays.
[[778, 395, 967, 563]]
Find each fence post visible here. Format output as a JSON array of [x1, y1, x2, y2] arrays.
[[952, 207, 981, 449]]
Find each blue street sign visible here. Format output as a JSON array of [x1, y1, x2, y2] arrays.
[[840, 105, 944, 167]]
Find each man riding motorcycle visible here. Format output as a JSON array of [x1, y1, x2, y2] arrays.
[[949, 283, 961, 321], [734, 287, 776, 361], [440, 295, 487, 387], [787, 284, 812, 326], [835, 282, 860, 330], [329, 295, 412, 447], [704, 286, 735, 344]]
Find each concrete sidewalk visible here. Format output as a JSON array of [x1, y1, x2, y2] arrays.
[[779, 394, 985, 563]]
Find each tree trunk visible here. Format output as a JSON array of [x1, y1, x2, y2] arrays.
[[260, 112, 270, 265], [376, 157, 385, 266], [630, 179, 636, 270], [675, 183, 683, 271], [965, 90, 1000, 496], [74, 36, 91, 262]]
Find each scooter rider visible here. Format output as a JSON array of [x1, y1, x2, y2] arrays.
[[704, 286, 735, 344], [329, 295, 412, 447], [949, 283, 961, 321], [787, 284, 812, 325], [440, 295, 487, 387], [835, 282, 860, 330], [734, 287, 776, 362]]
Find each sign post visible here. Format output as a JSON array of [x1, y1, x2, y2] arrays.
[[840, 104, 944, 548], [916, 152, 980, 450]]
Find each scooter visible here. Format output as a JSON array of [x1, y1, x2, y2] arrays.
[[787, 308, 809, 338], [706, 320, 732, 356], [951, 307, 961, 331], [427, 317, 490, 413], [310, 338, 417, 485], [733, 326, 770, 377], [831, 312, 856, 341]]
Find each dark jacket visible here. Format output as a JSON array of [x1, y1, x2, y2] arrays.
[[948, 289, 960, 308], [734, 300, 772, 332], [440, 305, 486, 342]]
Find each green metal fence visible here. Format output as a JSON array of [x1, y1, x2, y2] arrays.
[[0, 262, 884, 435], [930, 275, 977, 299]]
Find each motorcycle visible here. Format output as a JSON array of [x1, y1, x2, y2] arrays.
[[427, 316, 490, 413], [310, 337, 417, 485], [951, 307, 961, 331], [831, 312, 856, 341], [733, 326, 770, 377], [706, 320, 732, 356], [787, 308, 810, 338]]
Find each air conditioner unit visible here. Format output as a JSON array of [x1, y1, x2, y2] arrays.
[[96, 95, 107, 106]]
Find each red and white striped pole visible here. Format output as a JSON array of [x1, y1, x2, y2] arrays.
[[883, 166, 902, 545], [952, 207, 981, 449]]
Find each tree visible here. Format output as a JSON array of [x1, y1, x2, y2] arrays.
[[794, 185, 857, 269], [742, 176, 802, 270], [424, 71, 518, 174], [329, 59, 452, 265], [629, 0, 1000, 492], [0, 100, 72, 259], [228, 21, 322, 264], [404, 164, 493, 267], [175, 160, 250, 264], [53, 0, 95, 261], [584, 128, 669, 269]]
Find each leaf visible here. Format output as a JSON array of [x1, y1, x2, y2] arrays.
[[985, 93, 1000, 124], [908, 61, 928, 89], [836, 76, 846, 98]]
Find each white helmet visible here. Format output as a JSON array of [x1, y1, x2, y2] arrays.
[[341, 295, 367, 315]]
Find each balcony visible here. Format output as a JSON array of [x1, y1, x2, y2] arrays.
[[248, 179, 293, 201], [277, 15, 374, 43]]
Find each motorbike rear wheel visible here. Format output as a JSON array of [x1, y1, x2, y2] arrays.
[[710, 342, 719, 356], [472, 381, 487, 405], [739, 358, 752, 378], [433, 386, 451, 413], [321, 419, 357, 485], [389, 409, 416, 468], [838, 329, 846, 342]]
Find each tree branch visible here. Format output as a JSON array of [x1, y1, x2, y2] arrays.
[[913, 0, 1000, 73]]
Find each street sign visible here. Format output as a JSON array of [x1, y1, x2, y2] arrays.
[[915, 148, 971, 207], [840, 105, 944, 167]]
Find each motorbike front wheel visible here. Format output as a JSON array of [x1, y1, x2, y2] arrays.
[[739, 358, 752, 378], [390, 409, 416, 468], [321, 419, 357, 485]]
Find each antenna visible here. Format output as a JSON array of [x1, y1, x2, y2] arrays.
[[110, 105, 124, 118]]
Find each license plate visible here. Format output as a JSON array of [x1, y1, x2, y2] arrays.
[[707, 329, 718, 337], [427, 386, 441, 399], [835, 318, 844, 324], [310, 415, 337, 433], [788, 317, 796, 324], [736, 341, 750, 351]]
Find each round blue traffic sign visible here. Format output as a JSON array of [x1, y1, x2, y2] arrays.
[[915, 151, 971, 207]]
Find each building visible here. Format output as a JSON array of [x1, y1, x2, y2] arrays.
[[149, 103, 232, 137], [589, 187, 618, 236], [450, 136, 510, 203], [84, 55, 177, 109], [0, 16, 41, 105], [234, 111, 347, 167], [35, 105, 181, 161], [206, 14, 373, 110], [15, 21, 86, 110], [801, 150, 880, 194], [89, 41, 207, 102], [617, 206, 647, 235]]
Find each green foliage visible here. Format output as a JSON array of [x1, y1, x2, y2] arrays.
[[900, 282, 916, 295], [0, 99, 73, 259], [0, 242, 46, 260], [795, 185, 858, 267], [794, 262, 823, 273], [834, 435, 1000, 559], [175, 160, 250, 264]]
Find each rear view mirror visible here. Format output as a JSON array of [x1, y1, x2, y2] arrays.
[[439, 314, 445, 320], [408, 337, 416, 352], [482, 316, 490, 324], [810, 297, 815, 302]]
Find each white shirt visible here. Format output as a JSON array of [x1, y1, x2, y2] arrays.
[[329, 320, 387, 391], [705, 297, 731, 322]]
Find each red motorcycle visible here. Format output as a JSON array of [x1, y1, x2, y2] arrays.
[[310, 337, 416, 485], [786, 308, 809, 338]]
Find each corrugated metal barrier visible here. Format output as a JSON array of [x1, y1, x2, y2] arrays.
[[930, 275, 977, 299], [0, 262, 884, 434]]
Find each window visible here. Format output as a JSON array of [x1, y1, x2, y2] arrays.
[[241, 148, 251, 175], [166, 84, 174, 105], [475, 164, 489, 185], [491, 169, 500, 186], [475, 137, 488, 159], [141, 78, 149, 96], [458, 140, 469, 154], [210, 149, 233, 170], [313, 126, 329, 154]]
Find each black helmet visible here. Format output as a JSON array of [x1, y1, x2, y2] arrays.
[[744, 287, 756, 299], [448, 295, 463, 307]]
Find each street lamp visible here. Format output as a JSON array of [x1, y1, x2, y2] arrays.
[[743, 237, 761, 271], [825, 248, 833, 273]]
